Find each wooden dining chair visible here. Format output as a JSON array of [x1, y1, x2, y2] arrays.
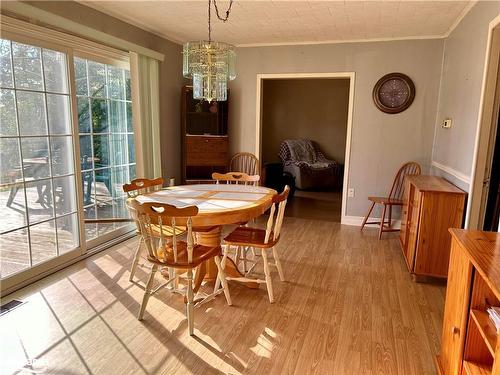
[[230, 152, 260, 177], [360, 162, 421, 239], [212, 172, 260, 186], [221, 185, 290, 303], [123, 178, 168, 282], [129, 199, 232, 336]]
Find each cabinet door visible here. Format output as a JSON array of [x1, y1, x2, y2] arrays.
[[405, 185, 421, 270], [400, 179, 411, 248], [440, 239, 473, 375]]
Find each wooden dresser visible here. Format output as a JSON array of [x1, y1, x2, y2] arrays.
[[436, 229, 500, 375], [400, 175, 466, 279]]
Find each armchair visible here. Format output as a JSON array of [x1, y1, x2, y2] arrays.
[[279, 139, 342, 190]]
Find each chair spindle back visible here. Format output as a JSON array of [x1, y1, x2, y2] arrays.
[[129, 200, 198, 265], [212, 172, 260, 186], [230, 153, 260, 177], [264, 185, 290, 244], [388, 162, 422, 200]]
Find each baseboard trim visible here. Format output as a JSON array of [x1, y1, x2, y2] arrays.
[[431, 161, 471, 185], [342, 215, 401, 228]]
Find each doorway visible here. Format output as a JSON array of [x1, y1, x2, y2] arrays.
[[255, 73, 355, 223]]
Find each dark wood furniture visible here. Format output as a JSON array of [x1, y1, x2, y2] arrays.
[[400, 175, 466, 280], [361, 161, 421, 239], [436, 229, 500, 375], [181, 86, 229, 184]]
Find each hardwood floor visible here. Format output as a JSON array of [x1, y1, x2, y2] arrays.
[[0, 217, 445, 375], [286, 190, 342, 222]]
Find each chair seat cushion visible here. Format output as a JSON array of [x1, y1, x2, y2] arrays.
[[224, 226, 277, 249], [150, 242, 221, 268], [368, 196, 403, 205]]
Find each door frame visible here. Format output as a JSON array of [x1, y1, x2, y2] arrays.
[[467, 14, 500, 229], [255, 72, 355, 225]]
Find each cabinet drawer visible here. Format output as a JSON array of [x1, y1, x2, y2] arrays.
[[186, 136, 228, 154], [185, 136, 228, 166]]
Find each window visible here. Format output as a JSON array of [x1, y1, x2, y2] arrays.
[[0, 39, 79, 278], [75, 57, 136, 241]]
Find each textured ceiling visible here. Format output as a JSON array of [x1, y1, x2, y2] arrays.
[[80, 1, 475, 46]]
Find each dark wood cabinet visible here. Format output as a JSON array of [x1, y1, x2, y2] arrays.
[[181, 86, 229, 183]]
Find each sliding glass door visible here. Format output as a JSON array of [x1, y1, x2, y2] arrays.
[[0, 39, 79, 279], [0, 35, 136, 287], [74, 57, 136, 243]]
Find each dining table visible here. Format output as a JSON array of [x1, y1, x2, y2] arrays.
[[135, 183, 277, 290]]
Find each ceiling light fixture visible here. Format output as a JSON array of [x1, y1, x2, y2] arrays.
[[182, 0, 236, 102]]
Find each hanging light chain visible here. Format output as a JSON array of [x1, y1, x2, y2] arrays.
[[208, 0, 234, 42]]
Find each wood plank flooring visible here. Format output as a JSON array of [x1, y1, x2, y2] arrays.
[[0, 217, 445, 374]]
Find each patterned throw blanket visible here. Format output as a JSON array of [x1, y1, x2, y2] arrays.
[[284, 139, 331, 169]]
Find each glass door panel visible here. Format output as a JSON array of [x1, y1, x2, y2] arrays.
[[0, 39, 80, 279], [74, 57, 136, 242]]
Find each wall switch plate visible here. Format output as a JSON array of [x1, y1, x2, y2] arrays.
[[442, 119, 452, 129], [348, 188, 355, 198]]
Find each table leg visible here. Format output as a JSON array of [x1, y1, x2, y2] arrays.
[[196, 226, 259, 289]]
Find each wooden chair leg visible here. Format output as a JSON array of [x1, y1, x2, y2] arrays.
[[379, 204, 387, 240], [214, 255, 232, 306], [361, 201, 376, 231], [261, 248, 274, 303], [272, 247, 285, 282], [138, 264, 158, 320], [388, 204, 393, 228], [129, 236, 143, 282], [186, 268, 195, 336]]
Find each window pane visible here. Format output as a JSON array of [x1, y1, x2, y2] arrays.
[[126, 102, 133, 132], [30, 220, 57, 266], [77, 97, 91, 133], [125, 70, 131, 101], [17, 91, 47, 136], [53, 175, 77, 216], [0, 138, 21, 185], [21, 137, 50, 180], [93, 135, 110, 168], [0, 228, 30, 278], [113, 197, 129, 224], [43, 49, 68, 94], [57, 213, 79, 254], [51, 136, 74, 176], [111, 166, 128, 198], [74, 57, 88, 96], [82, 170, 95, 206], [110, 134, 128, 166], [79, 135, 93, 170], [0, 39, 13, 88], [84, 205, 97, 240], [129, 164, 136, 180], [47, 94, 71, 135], [128, 135, 135, 164], [91, 99, 108, 133], [12, 42, 43, 91], [88, 61, 106, 97], [95, 168, 112, 202], [0, 181, 27, 233], [107, 66, 124, 100], [25, 179, 54, 224], [0, 89, 17, 136], [109, 100, 126, 133]]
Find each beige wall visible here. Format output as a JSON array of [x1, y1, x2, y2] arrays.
[[261, 78, 349, 164], [431, 1, 500, 192], [229, 39, 443, 217], [14, 1, 185, 182]]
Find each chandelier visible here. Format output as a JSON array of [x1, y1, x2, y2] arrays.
[[183, 0, 236, 102]]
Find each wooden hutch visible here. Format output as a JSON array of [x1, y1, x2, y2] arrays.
[[181, 86, 229, 184], [436, 229, 500, 375]]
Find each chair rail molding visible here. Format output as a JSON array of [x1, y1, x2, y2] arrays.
[[431, 160, 471, 185]]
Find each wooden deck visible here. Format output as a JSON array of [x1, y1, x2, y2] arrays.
[[0, 217, 445, 374]]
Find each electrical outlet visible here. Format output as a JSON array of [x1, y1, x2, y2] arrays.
[[348, 188, 355, 198], [442, 119, 452, 129]]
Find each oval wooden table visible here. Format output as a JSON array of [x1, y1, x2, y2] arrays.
[[135, 183, 277, 290]]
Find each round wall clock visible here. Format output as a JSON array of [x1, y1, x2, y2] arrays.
[[373, 73, 415, 114]]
